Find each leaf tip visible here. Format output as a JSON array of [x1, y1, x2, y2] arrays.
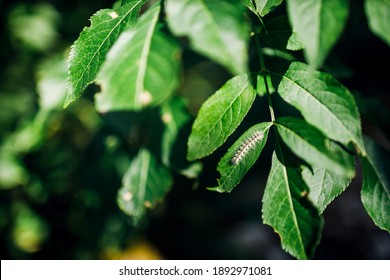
[[356, 142, 367, 157], [206, 186, 226, 193], [186, 141, 202, 161], [63, 94, 74, 109], [186, 152, 197, 162]]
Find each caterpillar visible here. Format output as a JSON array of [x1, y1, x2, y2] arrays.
[[231, 131, 264, 165]]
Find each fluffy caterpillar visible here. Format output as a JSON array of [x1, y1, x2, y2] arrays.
[[231, 131, 264, 165]]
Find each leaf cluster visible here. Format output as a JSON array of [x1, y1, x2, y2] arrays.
[[64, 0, 390, 259]]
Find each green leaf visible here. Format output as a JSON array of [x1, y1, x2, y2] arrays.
[[0, 150, 28, 189], [160, 97, 192, 167], [269, 61, 366, 156], [187, 74, 257, 161], [2, 108, 52, 154], [95, 4, 181, 112], [37, 55, 67, 110], [249, 0, 284, 17], [122, 0, 138, 4], [117, 149, 173, 225], [275, 116, 354, 177], [213, 122, 272, 193], [8, 3, 60, 52], [262, 151, 323, 259], [287, 0, 349, 68], [165, 0, 249, 75], [365, 0, 390, 47], [65, 1, 145, 107], [302, 165, 352, 214], [361, 137, 390, 233], [260, 16, 304, 51], [160, 97, 202, 178]]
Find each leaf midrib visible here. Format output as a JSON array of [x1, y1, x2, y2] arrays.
[[366, 154, 390, 199], [268, 68, 358, 148], [70, 1, 142, 95], [138, 150, 151, 215], [276, 122, 346, 171], [315, 0, 322, 58], [134, 6, 160, 106], [276, 153, 307, 258], [195, 82, 252, 155]]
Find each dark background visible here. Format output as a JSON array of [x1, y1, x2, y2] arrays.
[[0, 0, 389, 260]]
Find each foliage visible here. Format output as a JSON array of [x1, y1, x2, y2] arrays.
[[1, 0, 389, 259]]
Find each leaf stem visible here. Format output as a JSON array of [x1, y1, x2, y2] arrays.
[[255, 35, 275, 122]]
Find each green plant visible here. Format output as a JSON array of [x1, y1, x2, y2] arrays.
[[64, 0, 390, 259]]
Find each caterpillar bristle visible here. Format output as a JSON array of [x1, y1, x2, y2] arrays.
[[231, 131, 263, 165]]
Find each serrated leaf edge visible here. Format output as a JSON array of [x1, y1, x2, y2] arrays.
[[65, 1, 144, 107]]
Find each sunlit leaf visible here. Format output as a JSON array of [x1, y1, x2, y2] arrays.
[[361, 137, 390, 233], [166, 0, 249, 74], [8, 3, 60, 52], [275, 116, 354, 177], [269, 62, 365, 156], [95, 4, 181, 112], [287, 0, 349, 68], [248, 0, 284, 17], [302, 166, 352, 214], [37, 56, 67, 110], [262, 151, 323, 259], [12, 205, 50, 253], [117, 149, 173, 225], [65, 0, 145, 107], [187, 74, 257, 161], [0, 150, 29, 189], [213, 122, 272, 193], [365, 0, 390, 47]]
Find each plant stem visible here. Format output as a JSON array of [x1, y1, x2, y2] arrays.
[[255, 35, 275, 122], [255, 35, 286, 162]]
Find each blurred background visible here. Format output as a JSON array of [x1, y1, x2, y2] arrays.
[[0, 0, 389, 260]]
